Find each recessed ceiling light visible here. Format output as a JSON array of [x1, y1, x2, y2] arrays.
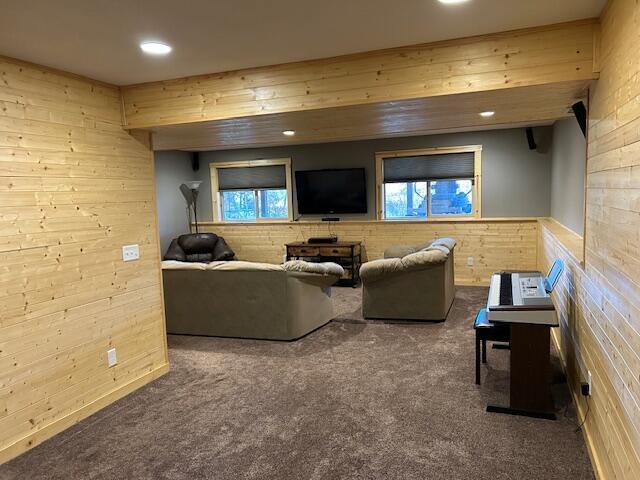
[[479, 111, 495, 118], [282, 130, 296, 136], [140, 41, 172, 55], [438, 0, 470, 4]]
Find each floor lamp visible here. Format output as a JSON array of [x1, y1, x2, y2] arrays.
[[179, 181, 203, 233]]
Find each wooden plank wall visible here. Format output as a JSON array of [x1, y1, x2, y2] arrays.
[[198, 219, 538, 285], [0, 56, 168, 463], [539, 220, 640, 479], [121, 20, 598, 129], [538, 1, 640, 478]]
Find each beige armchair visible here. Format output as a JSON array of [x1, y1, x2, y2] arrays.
[[360, 238, 456, 321]]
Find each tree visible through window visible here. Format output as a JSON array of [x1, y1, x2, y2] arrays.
[[258, 189, 288, 218], [222, 189, 288, 221], [213, 158, 292, 222], [384, 182, 428, 218]]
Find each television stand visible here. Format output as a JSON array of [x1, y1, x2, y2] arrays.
[[285, 241, 362, 287]]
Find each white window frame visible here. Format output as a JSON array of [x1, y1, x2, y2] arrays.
[[210, 158, 294, 223], [375, 145, 482, 221]]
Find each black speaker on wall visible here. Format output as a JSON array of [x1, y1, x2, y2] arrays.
[[572, 101, 587, 137], [191, 152, 200, 171], [525, 127, 537, 150]]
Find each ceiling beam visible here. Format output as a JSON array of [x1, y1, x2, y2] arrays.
[[151, 80, 589, 151], [122, 19, 599, 131]]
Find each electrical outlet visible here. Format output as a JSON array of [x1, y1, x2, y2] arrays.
[[467, 256, 474, 266], [581, 370, 593, 396], [122, 244, 140, 262], [107, 348, 118, 367]]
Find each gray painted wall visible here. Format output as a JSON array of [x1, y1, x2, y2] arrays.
[[154, 151, 201, 255], [186, 127, 553, 221], [551, 119, 586, 236]]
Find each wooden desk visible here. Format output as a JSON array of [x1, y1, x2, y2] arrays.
[[285, 241, 362, 287], [486, 321, 557, 420]]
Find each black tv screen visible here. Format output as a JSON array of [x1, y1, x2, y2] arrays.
[[295, 168, 367, 214]]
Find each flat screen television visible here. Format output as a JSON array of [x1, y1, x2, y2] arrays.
[[295, 168, 367, 214]]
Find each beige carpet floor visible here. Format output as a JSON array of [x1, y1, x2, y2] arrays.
[[0, 286, 594, 480]]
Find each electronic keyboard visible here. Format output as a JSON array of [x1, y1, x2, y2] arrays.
[[486, 260, 564, 326]]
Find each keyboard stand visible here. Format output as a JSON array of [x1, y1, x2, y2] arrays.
[[486, 322, 556, 420]]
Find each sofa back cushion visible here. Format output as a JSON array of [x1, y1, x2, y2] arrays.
[[178, 233, 218, 253], [384, 238, 456, 259], [383, 245, 419, 259]]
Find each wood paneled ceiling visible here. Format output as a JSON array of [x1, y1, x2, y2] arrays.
[[150, 80, 589, 151]]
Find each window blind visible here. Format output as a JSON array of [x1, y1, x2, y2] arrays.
[[217, 165, 286, 191], [383, 152, 475, 183]]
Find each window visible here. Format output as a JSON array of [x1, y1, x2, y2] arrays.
[[384, 181, 428, 219], [376, 146, 481, 220], [211, 159, 293, 222], [430, 179, 474, 216]]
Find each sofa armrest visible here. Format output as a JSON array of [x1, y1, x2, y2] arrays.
[[282, 260, 344, 277], [360, 258, 404, 283], [282, 260, 344, 287]]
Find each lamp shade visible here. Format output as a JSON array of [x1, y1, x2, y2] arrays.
[[180, 183, 195, 206]]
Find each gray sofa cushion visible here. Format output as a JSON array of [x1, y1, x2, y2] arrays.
[[384, 238, 455, 259], [383, 237, 457, 259]]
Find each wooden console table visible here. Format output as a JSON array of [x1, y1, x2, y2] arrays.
[[285, 241, 362, 287]]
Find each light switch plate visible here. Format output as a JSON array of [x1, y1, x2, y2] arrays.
[[467, 256, 474, 266], [122, 244, 140, 262], [107, 348, 118, 367]]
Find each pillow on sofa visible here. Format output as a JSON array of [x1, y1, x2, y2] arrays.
[[429, 237, 456, 251], [421, 244, 450, 255]]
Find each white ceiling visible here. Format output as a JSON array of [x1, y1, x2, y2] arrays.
[[0, 0, 606, 86]]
